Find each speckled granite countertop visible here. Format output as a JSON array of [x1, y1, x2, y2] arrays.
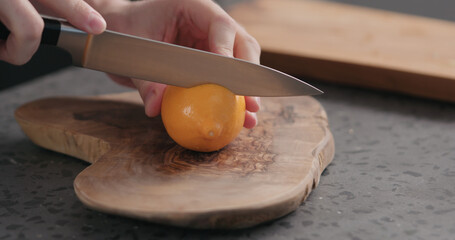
[[1, 68, 454, 239]]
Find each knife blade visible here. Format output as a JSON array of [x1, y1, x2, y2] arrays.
[[0, 17, 322, 97]]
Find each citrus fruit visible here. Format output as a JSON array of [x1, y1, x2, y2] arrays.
[[161, 84, 245, 152]]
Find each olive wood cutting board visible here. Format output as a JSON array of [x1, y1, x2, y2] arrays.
[[229, 0, 455, 102], [15, 92, 334, 229]]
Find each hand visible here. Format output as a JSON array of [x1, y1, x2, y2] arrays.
[[0, 0, 106, 65], [90, 0, 261, 128]]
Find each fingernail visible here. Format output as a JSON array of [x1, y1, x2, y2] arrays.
[[88, 11, 106, 34], [144, 89, 161, 117], [256, 97, 261, 110], [251, 112, 258, 128]]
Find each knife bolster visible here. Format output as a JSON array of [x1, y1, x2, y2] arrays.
[[57, 23, 88, 67]]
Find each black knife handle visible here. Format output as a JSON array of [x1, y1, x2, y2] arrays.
[[0, 17, 61, 46]]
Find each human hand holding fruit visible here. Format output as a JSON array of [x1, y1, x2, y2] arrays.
[[0, 0, 260, 132], [87, 0, 261, 130]]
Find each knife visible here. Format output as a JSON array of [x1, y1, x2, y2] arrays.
[[0, 17, 322, 97]]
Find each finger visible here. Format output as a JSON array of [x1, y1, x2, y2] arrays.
[[132, 79, 167, 117], [235, 29, 261, 120], [0, 0, 43, 65], [234, 27, 261, 64], [245, 96, 261, 112], [32, 0, 106, 34], [106, 74, 135, 89], [244, 111, 257, 129], [179, 0, 236, 56], [208, 15, 236, 57]]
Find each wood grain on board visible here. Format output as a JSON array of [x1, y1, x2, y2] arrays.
[[229, 0, 455, 102], [15, 92, 334, 229]]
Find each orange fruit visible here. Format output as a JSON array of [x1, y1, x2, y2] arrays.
[[161, 84, 245, 152]]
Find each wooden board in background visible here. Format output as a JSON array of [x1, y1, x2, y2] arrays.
[[15, 92, 334, 229], [229, 0, 455, 102]]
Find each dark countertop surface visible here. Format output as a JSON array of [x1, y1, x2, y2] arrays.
[[2, 0, 455, 239], [1, 67, 455, 240]]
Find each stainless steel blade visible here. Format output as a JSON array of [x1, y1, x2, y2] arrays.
[[59, 27, 322, 97]]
